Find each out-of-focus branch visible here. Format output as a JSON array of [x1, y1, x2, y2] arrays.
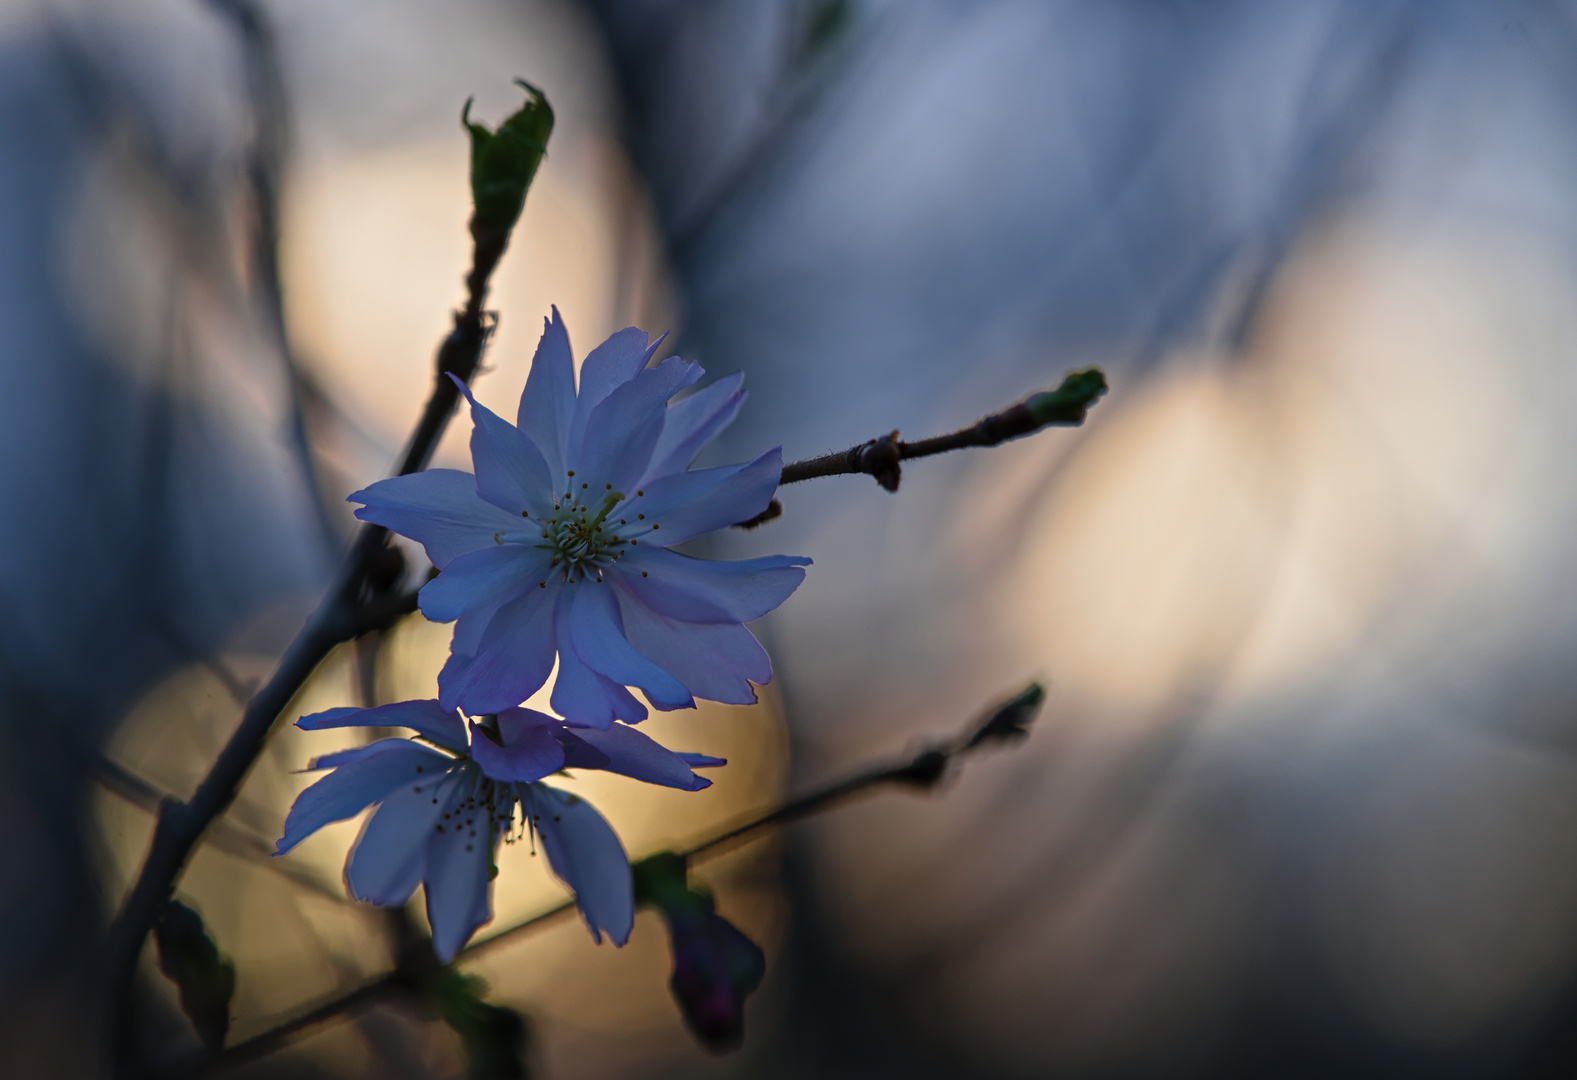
[[106, 296, 492, 1060], [353, 588, 422, 636], [194, 682, 1047, 1073], [204, 0, 341, 553], [778, 369, 1108, 492], [91, 754, 353, 906]]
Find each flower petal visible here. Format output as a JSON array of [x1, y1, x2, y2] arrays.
[[529, 784, 633, 946], [423, 792, 495, 961], [571, 358, 701, 493], [550, 589, 648, 727], [304, 745, 384, 771], [567, 723, 714, 791], [517, 307, 576, 477], [275, 739, 451, 855], [555, 730, 613, 770], [470, 714, 565, 783], [450, 374, 556, 517], [437, 586, 557, 714], [625, 447, 782, 545], [452, 578, 564, 661], [498, 707, 561, 743], [344, 771, 454, 906], [419, 544, 552, 657], [677, 752, 727, 769], [613, 546, 809, 624], [351, 469, 519, 570], [568, 327, 651, 451], [297, 700, 467, 752], [567, 585, 694, 711], [643, 372, 745, 481], [614, 587, 772, 705]]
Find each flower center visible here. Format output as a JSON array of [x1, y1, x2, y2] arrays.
[[542, 487, 628, 581], [493, 471, 660, 582], [430, 761, 530, 856]]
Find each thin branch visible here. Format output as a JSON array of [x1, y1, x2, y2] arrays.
[[91, 754, 355, 906], [354, 588, 422, 637], [194, 683, 1046, 1073], [778, 369, 1107, 492], [107, 159, 510, 1079], [677, 680, 1043, 865], [734, 499, 782, 530], [199, 979, 402, 1073], [205, 0, 340, 554]]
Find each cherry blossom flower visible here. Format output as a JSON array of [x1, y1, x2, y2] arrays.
[[274, 699, 723, 961], [350, 309, 809, 720]]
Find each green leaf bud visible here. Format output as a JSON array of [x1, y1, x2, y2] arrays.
[[463, 79, 554, 248], [1024, 368, 1108, 426]]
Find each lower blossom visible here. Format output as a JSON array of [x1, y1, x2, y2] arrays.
[[274, 699, 723, 960]]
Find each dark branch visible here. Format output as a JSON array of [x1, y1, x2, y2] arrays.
[[192, 682, 1046, 1072], [90, 755, 355, 906], [198, 980, 400, 1073], [778, 369, 1107, 492], [204, 0, 341, 555], [354, 588, 422, 637], [106, 104, 519, 1073], [677, 681, 1045, 863], [733, 499, 782, 530]]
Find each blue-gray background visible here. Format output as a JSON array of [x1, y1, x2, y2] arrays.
[[7, 1, 1577, 1076]]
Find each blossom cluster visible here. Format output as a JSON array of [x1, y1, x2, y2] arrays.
[[277, 310, 808, 960]]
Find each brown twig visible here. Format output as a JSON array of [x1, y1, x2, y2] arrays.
[[777, 369, 1107, 493], [91, 754, 354, 906], [106, 144, 513, 1079]]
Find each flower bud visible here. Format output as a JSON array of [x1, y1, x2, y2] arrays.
[[665, 895, 766, 1050], [634, 852, 766, 1050]]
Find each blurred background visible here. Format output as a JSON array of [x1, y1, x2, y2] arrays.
[[7, 0, 1577, 1076]]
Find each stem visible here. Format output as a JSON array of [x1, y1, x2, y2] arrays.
[[200, 980, 400, 1073], [106, 227, 504, 1072], [193, 684, 1045, 1072], [777, 368, 1107, 492], [91, 754, 354, 906]]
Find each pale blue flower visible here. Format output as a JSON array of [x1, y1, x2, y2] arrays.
[[350, 309, 810, 720], [274, 699, 724, 960]]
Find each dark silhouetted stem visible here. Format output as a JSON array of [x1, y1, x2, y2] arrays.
[[107, 186, 507, 1080], [778, 369, 1107, 493]]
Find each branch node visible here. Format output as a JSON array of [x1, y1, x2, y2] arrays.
[[854, 430, 902, 491], [893, 748, 948, 789], [158, 795, 190, 832], [777, 368, 1106, 491]]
